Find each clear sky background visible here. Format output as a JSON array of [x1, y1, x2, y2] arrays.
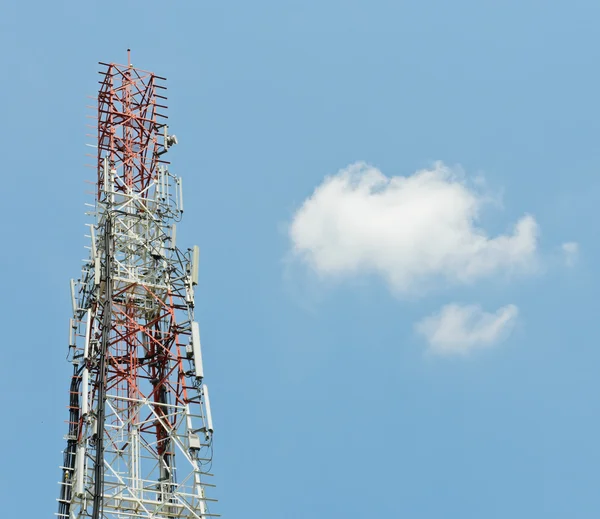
[[2, 1, 600, 517]]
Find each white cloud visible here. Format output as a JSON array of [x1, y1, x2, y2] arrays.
[[289, 162, 538, 294], [415, 303, 519, 355], [561, 241, 579, 267]]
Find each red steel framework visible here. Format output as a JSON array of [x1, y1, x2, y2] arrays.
[[96, 51, 165, 197]]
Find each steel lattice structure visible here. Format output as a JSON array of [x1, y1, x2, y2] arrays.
[[57, 54, 217, 519]]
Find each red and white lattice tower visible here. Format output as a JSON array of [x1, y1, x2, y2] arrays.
[[57, 52, 217, 519]]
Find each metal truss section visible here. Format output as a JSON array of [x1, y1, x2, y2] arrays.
[[57, 54, 217, 519]]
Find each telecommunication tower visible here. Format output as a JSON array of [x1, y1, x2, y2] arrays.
[[56, 52, 217, 519]]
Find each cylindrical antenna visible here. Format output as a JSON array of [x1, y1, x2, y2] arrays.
[[203, 384, 214, 434], [191, 322, 204, 379], [89, 224, 96, 258], [69, 318, 75, 348], [84, 310, 91, 359], [178, 177, 184, 213], [70, 279, 77, 315], [191, 246, 200, 286]]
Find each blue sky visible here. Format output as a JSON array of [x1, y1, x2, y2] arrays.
[[2, 0, 600, 517]]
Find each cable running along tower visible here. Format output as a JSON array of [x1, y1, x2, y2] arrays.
[[57, 53, 217, 519]]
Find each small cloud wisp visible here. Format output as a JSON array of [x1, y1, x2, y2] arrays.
[[415, 303, 519, 356], [561, 242, 579, 267]]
